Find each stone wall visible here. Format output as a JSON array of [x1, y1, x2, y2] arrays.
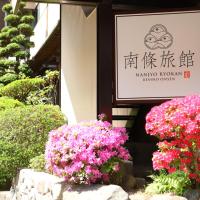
[[11, 169, 129, 200], [3, 168, 191, 200]]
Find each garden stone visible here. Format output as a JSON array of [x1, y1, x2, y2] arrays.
[[12, 169, 130, 200], [35, 192, 44, 200], [24, 178, 33, 191], [0, 191, 11, 200], [183, 189, 200, 200], [129, 190, 151, 200], [150, 193, 187, 200], [13, 169, 65, 200], [134, 177, 146, 189], [12, 193, 17, 200], [120, 160, 136, 191], [62, 184, 129, 200], [28, 188, 36, 200], [111, 160, 136, 191], [51, 182, 64, 200], [123, 175, 136, 191], [43, 192, 53, 200], [36, 179, 48, 194], [21, 194, 29, 200], [15, 191, 21, 200]]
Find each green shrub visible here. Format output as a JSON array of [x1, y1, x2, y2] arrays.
[[145, 171, 192, 196], [20, 15, 34, 24], [0, 84, 4, 88], [7, 27, 19, 37], [1, 26, 10, 32], [11, 34, 27, 45], [0, 47, 9, 57], [0, 105, 66, 188], [0, 59, 17, 69], [0, 2, 35, 79], [0, 78, 45, 102], [6, 42, 21, 53], [29, 154, 45, 172], [26, 70, 59, 105], [44, 70, 59, 85], [18, 63, 32, 77], [2, 3, 12, 13], [0, 141, 28, 188], [0, 73, 18, 85], [4, 14, 20, 25], [0, 32, 9, 40], [0, 96, 24, 111], [14, 50, 29, 59], [26, 89, 53, 105], [18, 23, 33, 36]]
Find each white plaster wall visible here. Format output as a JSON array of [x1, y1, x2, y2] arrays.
[[11, 0, 19, 13], [30, 3, 60, 58], [61, 5, 97, 124]]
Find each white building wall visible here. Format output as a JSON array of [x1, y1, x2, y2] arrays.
[[30, 3, 60, 58], [61, 5, 97, 124]]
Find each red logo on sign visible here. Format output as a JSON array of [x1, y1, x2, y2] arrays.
[[184, 71, 190, 79]]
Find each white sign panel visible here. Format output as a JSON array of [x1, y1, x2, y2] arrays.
[[115, 11, 200, 102]]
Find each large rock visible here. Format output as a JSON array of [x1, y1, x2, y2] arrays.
[[0, 191, 11, 200], [63, 184, 129, 200], [129, 190, 151, 200], [13, 169, 65, 200], [12, 169, 129, 200]]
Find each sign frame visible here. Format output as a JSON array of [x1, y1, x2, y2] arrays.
[[114, 7, 200, 105]]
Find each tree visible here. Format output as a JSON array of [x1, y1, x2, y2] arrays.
[[0, 1, 34, 85]]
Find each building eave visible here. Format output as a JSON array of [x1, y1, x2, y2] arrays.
[[11, 0, 101, 13], [30, 22, 61, 73]]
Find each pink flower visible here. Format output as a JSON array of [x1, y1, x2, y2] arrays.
[[146, 95, 200, 184], [45, 118, 130, 184]]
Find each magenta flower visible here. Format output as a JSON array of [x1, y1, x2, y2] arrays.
[[45, 118, 130, 184]]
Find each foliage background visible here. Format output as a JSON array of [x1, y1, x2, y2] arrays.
[[0, 105, 65, 188]]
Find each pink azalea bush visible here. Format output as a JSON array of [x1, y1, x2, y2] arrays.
[[145, 95, 200, 185], [45, 118, 130, 184]]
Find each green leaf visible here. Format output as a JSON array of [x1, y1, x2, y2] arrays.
[[145, 171, 192, 195]]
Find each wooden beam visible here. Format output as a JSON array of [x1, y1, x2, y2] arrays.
[[12, 0, 101, 13], [97, 0, 113, 122]]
